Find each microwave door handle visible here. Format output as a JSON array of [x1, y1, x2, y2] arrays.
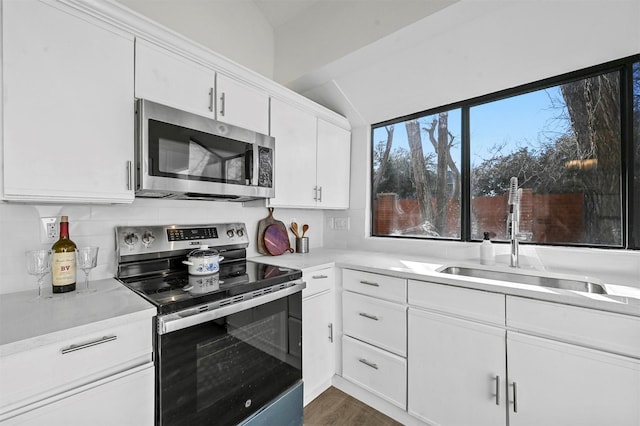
[[245, 148, 254, 185]]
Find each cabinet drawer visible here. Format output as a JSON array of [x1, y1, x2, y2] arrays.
[[343, 291, 406, 356], [0, 318, 152, 412], [507, 296, 640, 358], [343, 269, 406, 303], [303, 267, 335, 299], [342, 336, 406, 409], [408, 280, 505, 326]]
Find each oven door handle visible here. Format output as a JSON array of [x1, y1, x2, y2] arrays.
[[158, 281, 306, 335]]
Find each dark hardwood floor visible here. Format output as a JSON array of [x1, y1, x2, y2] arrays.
[[303, 387, 402, 426]]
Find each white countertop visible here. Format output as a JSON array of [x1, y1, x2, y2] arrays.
[[0, 278, 155, 357], [250, 248, 640, 317]]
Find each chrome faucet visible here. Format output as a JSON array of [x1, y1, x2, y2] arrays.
[[507, 177, 532, 268]]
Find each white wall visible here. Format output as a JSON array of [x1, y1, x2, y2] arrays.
[[0, 200, 323, 295], [320, 1, 640, 287], [116, 0, 275, 79]]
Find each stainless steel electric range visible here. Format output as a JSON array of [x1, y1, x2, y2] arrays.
[[115, 223, 305, 426]]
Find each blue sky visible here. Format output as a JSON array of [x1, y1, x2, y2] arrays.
[[374, 86, 570, 168]]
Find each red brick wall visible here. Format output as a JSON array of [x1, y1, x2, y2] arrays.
[[374, 191, 584, 242]]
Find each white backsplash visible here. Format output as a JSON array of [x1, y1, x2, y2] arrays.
[[0, 199, 325, 295]]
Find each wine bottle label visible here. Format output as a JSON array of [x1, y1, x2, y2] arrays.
[[52, 252, 76, 286]]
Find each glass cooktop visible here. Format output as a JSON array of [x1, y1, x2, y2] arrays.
[[121, 260, 302, 314]]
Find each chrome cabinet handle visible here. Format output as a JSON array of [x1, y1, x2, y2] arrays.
[[359, 280, 380, 287], [126, 161, 132, 190], [495, 376, 500, 406], [358, 358, 378, 370], [317, 186, 323, 202], [512, 382, 518, 413], [219, 92, 226, 116], [312, 274, 328, 279], [328, 323, 333, 342], [61, 335, 117, 354], [359, 312, 379, 321], [313, 186, 318, 201], [208, 88, 214, 112]]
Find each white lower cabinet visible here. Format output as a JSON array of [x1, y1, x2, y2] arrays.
[[341, 269, 407, 409], [408, 308, 506, 426], [0, 316, 154, 425], [407, 280, 640, 426], [302, 268, 335, 405], [342, 335, 406, 409], [1, 363, 154, 426], [507, 331, 640, 426]]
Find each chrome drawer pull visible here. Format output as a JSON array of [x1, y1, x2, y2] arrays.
[[61, 335, 117, 354], [358, 358, 378, 370], [512, 381, 518, 413], [208, 88, 214, 112], [359, 312, 379, 321], [328, 323, 333, 342], [312, 275, 328, 279], [495, 375, 500, 406], [359, 280, 379, 287]]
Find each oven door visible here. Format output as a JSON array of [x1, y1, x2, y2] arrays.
[[157, 290, 303, 426]]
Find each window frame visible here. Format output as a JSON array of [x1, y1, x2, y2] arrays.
[[370, 54, 640, 249]]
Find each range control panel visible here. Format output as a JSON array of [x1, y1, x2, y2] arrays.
[[116, 223, 249, 258]]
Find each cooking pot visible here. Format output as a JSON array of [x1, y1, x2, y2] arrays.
[[182, 245, 224, 275]]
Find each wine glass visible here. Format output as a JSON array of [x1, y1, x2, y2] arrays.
[[76, 246, 99, 293], [26, 249, 51, 298]]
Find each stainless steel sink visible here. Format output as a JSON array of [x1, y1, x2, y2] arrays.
[[438, 266, 607, 294]]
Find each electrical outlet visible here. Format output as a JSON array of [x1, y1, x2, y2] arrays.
[[334, 217, 350, 231], [40, 217, 58, 243]]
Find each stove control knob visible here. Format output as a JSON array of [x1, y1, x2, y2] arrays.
[[226, 229, 235, 238], [142, 231, 156, 248], [124, 233, 139, 247], [236, 228, 244, 237]]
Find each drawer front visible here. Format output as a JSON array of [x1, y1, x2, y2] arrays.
[[408, 280, 505, 326], [343, 291, 406, 356], [342, 335, 406, 409], [303, 267, 335, 299], [507, 296, 640, 358], [0, 318, 153, 412], [343, 269, 406, 303]]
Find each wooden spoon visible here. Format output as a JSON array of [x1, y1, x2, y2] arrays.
[[302, 224, 309, 237], [290, 222, 300, 238]]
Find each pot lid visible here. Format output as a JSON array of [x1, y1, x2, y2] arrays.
[[187, 245, 219, 257]]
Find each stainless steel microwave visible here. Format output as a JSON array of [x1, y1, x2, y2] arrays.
[[135, 99, 275, 201]]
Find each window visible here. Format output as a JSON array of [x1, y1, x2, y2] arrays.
[[372, 109, 461, 239], [371, 55, 640, 249]]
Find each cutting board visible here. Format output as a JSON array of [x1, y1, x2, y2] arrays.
[[264, 223, 294, 255], [257, 208, 290, 255]]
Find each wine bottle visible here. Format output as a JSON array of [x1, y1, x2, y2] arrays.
[[51, 215, 77, 293]]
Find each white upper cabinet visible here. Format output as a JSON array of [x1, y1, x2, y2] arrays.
[[316, 119, 350, 209], [135, 40, 269, 135], [2, 0, 135, 203], [135, 38, 215, 118], [269, 98, 318, 208], [269, 99, 351, 209], [215, 73, 269, 135]]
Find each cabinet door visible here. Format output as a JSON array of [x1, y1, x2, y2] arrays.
[[2, 0, 134, 203], [269, 98, 317, 208], [507, 332, 640, 426], [302, 289, 334, 405], [135, 38, 215, 118], [216, 74, 269, 134], [1, 364, 154, 426], [316, 119, 350, 209], [408, 308, 507, 426]]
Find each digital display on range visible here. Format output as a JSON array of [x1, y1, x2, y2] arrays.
[[167, 227, 219, 241]]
